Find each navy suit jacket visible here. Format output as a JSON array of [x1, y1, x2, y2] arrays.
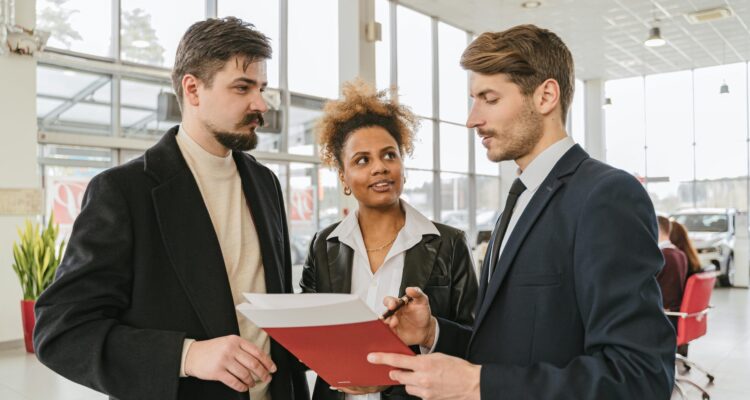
[[435, 144, 675, 399], [34, 126, 309, 400]]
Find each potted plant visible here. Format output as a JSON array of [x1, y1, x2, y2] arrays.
[[11, 214, 65, 353]]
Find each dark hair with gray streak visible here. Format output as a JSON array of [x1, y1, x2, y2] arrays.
[[171, 17, 271, 108]]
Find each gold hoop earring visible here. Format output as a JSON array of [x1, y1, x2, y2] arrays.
[[344, 186, 352, 196]]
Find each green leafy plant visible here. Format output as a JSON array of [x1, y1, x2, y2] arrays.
[[11, 214, 65, 300]]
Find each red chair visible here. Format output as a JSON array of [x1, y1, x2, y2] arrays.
[[665, 272, 716, 400]]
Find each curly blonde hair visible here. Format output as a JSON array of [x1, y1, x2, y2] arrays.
[[316, 79, 419, 169]]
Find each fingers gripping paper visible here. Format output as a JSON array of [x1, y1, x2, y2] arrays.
[[237, 293, 415, 386]]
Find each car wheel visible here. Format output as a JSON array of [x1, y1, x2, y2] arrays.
[[718, 255, 734, 287]]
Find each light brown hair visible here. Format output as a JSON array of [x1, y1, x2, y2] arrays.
[[461, 24, 574, 123], [669, 221, 702, 274], [172, 17, 271, 108], [657, 215, 671, 235]]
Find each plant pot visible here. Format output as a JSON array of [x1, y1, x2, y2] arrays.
[[21, 300, 35, 353]]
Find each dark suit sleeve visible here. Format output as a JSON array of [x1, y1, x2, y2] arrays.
[[299, 232, 319, 294], [477, 172, 675, 399], [33, 172, 185, 400], [448, 231, 478, 326]]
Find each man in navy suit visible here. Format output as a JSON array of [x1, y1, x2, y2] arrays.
[[369, 24, 675, 399]]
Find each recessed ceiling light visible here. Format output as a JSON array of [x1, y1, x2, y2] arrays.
[[522, 1, 542, 9]]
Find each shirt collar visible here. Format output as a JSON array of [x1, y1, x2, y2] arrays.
[[517, 136, 576, 193], [327, 200, 439, 248]]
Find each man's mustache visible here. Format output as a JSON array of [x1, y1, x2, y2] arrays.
[[477, 128, 496, 137], [239, 113, 265, 128]]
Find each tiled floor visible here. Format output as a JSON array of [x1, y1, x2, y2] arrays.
[[0, 287, 747, 399]]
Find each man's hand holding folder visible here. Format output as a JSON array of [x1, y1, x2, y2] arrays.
[[236, 293, 416, 387]]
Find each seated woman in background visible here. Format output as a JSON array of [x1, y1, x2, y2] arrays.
[[300, 80, 478, 400], [669, 220, 703, 278], [668, 219, 703, 357]]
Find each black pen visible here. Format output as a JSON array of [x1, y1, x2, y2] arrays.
[[380, 294, 413, 320]]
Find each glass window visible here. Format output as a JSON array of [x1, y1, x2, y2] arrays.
[[37, 66, 112, 136], [288, 105, 321, 156], [476, 175, 501, 233], [397, 5, 432, 117], [439, 123, 469, 173], [121, 78, 175, 138], [644, 70, 694, 214], [120, 0, 204, 67], [45, 165, 106, 240], [288, 0, 339, 99], [375, 0, 391, 93], [318, 167, 340, 229], [402, 169, 434, 220], [37, 0, 113, 57], [604, 77, 645, 177], [694, 63, 748, 211], [474, 131, 499, 176], [440, 172, 469, 231], [570, 78, 585, 147], [405, 119, 433, 170], [438, 22, 467, 124], [218, 0, 280, 88], [289, 163, 316, 292]]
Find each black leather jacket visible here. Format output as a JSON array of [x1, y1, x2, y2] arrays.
[[300, 219, 478, 400]]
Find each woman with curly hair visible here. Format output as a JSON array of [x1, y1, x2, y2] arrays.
[[300, 80, 478, 400]]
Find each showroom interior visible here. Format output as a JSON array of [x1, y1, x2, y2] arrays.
[[0, 0, 748, 399]]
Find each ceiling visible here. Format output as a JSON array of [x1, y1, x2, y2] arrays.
[[398, 0, 750, 80]]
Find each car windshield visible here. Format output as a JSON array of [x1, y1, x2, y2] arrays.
[[672, 214, 729, 233]]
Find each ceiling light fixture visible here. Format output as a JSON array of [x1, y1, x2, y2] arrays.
[[719, 81, 730, 94], [521, 1, 542, 9], [644, 27, 666, 47]]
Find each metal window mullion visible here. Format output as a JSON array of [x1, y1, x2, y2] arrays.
[[112, 0, 121, 61], [642, 76, 647, 189], [280, 0, 290, 156], [206, 0, 218, 18], [389, 0, 397, 91], [746, 62, 749, 214], [692, 68, 697, 207], [431, 17, 441, 221], [465, 32, 477, 241]]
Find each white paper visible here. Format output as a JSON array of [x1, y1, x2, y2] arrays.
[[237, 293, 380, 328]]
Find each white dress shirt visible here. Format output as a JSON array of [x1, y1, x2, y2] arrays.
[[327, 200, 439, 400], [491, 136, 576, 280]]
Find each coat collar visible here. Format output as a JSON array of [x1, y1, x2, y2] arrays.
[[324, 200, 441, 296], [146, 125, 285, 337]]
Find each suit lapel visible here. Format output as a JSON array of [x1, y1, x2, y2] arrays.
[[400, 235, 440, 295], [147, 128, 239, 337], [234, 153, 284, 294], [470, 145, 588, 342]]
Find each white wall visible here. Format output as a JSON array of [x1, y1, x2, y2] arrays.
[[0, 0, 39, 342]]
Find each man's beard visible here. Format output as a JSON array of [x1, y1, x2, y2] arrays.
[[479, 100, 543, 163], [210, 112, 265, 152]]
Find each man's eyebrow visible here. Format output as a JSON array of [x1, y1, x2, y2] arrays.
[[230, 77, 268, 88]]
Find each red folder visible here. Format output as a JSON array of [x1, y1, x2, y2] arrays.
[[237, 293, 415, 386]]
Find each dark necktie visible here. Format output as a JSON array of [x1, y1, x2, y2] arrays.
[[489, 178, 527, 276]]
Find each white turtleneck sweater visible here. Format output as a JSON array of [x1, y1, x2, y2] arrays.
[[176, 127, 271, 400]]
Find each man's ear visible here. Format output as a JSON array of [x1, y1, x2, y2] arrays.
[[534, 78, 561, 117], [182, 74, 200, 107]]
